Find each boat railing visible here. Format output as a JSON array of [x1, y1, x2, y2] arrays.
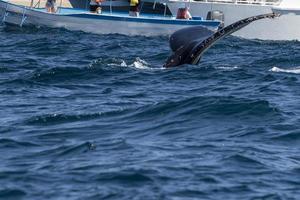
[[2, 0, 28, 26], [30, 0, 65, 13], [28, 0, 47, 8], [32, 0, 41, 8], [170, 0, 282, 6], [31, 0, 120, 15]]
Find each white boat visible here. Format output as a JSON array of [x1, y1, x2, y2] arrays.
[[156, 0, 300, 40], [0, 0, 220, 36]]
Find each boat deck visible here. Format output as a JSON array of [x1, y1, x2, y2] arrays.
[[38, 7, 175, 19], [33, 7, 207, 22]]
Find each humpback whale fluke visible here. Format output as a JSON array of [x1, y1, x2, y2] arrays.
[[164, 13, 278, 68]]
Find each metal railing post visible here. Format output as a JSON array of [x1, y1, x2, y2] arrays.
[[2, 3, 9, 23], [30, 0, 34, 7], [20, 7, 27, 27], [110, 0, 112, 14]]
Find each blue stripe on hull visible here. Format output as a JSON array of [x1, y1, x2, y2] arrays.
[[66, 13, 220, 26]]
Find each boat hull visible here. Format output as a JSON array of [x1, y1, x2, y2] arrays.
[[0, 1, 219, 36], [167, 1, 300, 40]]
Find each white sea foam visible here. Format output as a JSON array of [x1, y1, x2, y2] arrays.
[[270, 66, 300, 74], [130, 57, 150, 69], [215, 66, 239, 71], [106, 61, 126, 67], [120, 57, 164, 70], [90, 57, 161, 70]]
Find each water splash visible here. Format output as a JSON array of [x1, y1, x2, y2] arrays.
[[130, 57, 150, 69], [270, 66, 300, 74], [106, 57, 150, 69], [90, 57, 164, 70]]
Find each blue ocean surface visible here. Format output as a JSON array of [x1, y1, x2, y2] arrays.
[[0, 25, 300, 200]]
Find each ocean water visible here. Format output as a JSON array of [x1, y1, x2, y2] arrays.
[[0, 25, 300, 200]]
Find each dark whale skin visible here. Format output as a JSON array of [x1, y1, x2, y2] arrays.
[[164, 13, 278, 68]]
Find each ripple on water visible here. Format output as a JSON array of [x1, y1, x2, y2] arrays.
[[0, 138, 40, 148], [271, 131, 300, 143], [129, 96, 282, 122], [0, 189, 27, 199]]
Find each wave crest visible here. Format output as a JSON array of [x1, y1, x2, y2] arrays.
[[25, 108, 131, 125], [270, 66, 300, 74]]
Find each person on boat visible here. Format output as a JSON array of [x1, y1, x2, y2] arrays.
[[176, 7, 192, 20], [129, 0, 140, 17], [46, 0, 57, 13], [90, 0, 104, 14]]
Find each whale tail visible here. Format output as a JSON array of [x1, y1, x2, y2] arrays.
[[164, 13, 279, 68]]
